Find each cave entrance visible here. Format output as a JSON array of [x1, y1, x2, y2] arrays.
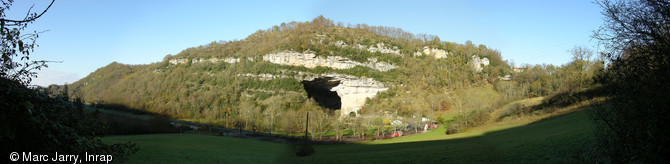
[[301, 77, 341, 110]]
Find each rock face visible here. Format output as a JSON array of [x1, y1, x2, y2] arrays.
[[366, 42, 401, 55], [238, 73, 289, 80], [308, 73, 387, 117], [197, 49, 395, 117], [169, 57, 240, 65], [334, 41, 401, 55], [223, 58, 240, 63], [262, 51, 396, 71], [241, 71, 387, 117], [414, 46, 448, 59], [471, 55, 490, 72], [169, 59, 188, 65]]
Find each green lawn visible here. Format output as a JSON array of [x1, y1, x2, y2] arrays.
[[296, 110, 594, 163], [86, 106, 154, 120], [104, 134, 292, 163], [105, 106, 595, 163]]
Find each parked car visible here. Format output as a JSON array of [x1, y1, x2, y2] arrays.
[[391, 131, 403, 137], [427, 126, 436, 131]]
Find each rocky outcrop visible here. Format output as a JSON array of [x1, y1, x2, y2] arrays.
[[238, 73, 289, 80], [224, 58, 240, 63], [471, 55, 490, 72], [169, 59, 188, 65], [241, 71, 388, 117], [334, 41, 401, 55], [413, 46, 448, 59], [367, 42, 400, 55], [169, 57, 240, 65], [498, 74, 512, 81], [333, 40, 347, 47], [262, 51, 396, 71], [305, 73, 387, 117]]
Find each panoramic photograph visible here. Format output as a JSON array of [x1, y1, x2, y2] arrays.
[[1, 0, 668, 163]]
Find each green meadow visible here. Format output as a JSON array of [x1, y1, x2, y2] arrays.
[[105, 98, 595, 163]]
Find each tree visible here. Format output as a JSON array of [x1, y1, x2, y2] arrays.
[[0, 0, 137, 161], [594, 0, 670, 58], [238, 100, 259, 132], [567, 46, 595, 91], [591, 0, 670, 162], [569, 46, 593, 63], [308, 109, 330, 139], [0, 0, 54, 85], [332, 117, 345, 141], [349, 117, 363, 139], [261, 97, 281, 136]]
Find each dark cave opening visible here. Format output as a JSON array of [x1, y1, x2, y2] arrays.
[[301, 77, 341, 110]]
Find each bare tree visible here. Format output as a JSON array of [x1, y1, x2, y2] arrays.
[[594, 0, 670, 58], [592, 0, 670, 162], [1, 0, 55, 85]]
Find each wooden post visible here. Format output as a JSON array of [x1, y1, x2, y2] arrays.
[[305, 112, 309, 140]]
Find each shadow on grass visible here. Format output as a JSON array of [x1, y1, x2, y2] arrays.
[[99, 102, 596, 163], [535, 86, 606, 110], [88, 103, 182, 135], [93, 103, 314, 144], [285, 109, 595, 163]]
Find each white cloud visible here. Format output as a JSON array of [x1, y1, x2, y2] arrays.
[[31, 69, 80, 87]]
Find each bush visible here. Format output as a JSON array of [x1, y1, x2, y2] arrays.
[[590, 0, 670, 162], [294, 141, 315, 157], [0, 78, 138, 162], [540, 87, 604, 108], [365, 132, 376, 141], [445, 125, 460, 135], [496, 103, 526, 121]]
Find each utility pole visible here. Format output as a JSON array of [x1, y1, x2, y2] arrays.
[[304, 112, 309, 140]]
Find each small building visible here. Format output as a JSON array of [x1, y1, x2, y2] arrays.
[[421, 117, 431, 122], [513, 67, 525, 73]]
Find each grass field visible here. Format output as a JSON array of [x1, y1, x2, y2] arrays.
[[104, 134, 293, 163], [296, 110, 593, 163], [105, 98, 595, 163], [86, 106, 154, 120]]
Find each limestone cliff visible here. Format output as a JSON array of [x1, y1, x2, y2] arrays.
[[325, 74, 387, 117], [413, 46, 449, 59], [168, 59, 188, 65], [262, 51, 397, 71], [334, 41, 401, 55], [471, 55, 490, 72], [241, 71, 388, 117], [169, 57, 240, 65]]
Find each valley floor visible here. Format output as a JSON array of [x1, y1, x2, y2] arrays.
[[104, 98, 596, 163]]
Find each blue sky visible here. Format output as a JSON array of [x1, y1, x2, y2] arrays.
[[8, 0, 604, 86]]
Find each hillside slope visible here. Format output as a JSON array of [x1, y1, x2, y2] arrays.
[[71, 16, 510, 133]]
